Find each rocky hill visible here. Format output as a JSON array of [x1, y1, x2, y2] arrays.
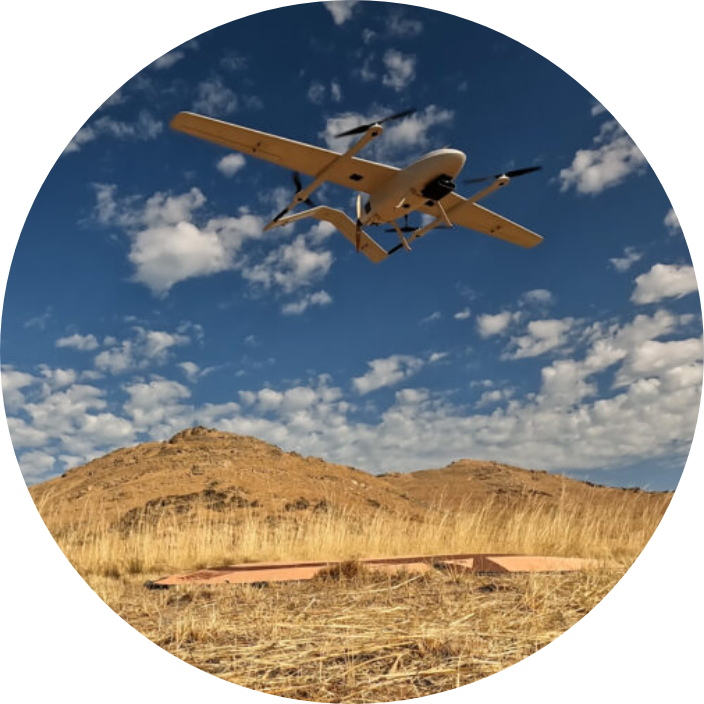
[[30, 427, 424, 528], [29, 426, 669, 530], [381, 458, 655, 512]]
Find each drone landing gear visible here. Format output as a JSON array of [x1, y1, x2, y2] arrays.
[[385, 213, 414, 252], [390, 221, 412, 252]]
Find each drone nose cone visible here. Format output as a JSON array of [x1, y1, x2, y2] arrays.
[[443, 149, 466, 176]]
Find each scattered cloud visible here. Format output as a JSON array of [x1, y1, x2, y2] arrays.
[[56, 333, 100, 351], [387, 11, 423, 38], [24, 308, 52, 330], [362, 28, 376, 45], [359, 55, 377, 82], [123, 378, 191, 431], [307, 81, 326, 105], [242, 234, 334, 295], [65, 111, 163, 154], [220, 52, 247, 72], [216, 153, 246, 177], [379, 105, 453, 157], [323, 1, 359, 25], [664, 208, 681, 235], [178, 361, 201, 383], [454, 308, 472, 321], [99, 89, 125, 110], [8, 301, 702, 482], [590, 101, 606, 117], [151, 50, 185, 70], [429, 352, 448, 363], [382, 49, 417, 92], [609, 246, 643, 272], [558, 120, 647, 195], [632, 263, 698, 304], [320, 105, 453, 163], [307, 80, 343, 105], [353, 354, 425, 395], [505, 318, 576, 359], [519, 289, 554, 307], [420, 311, 441, 325], [1, 368, 37, 410], [94, 327, 190, 375], [475, 387, 514, 408], [281, 290, 333, 315], [615, 338, 702, 387], [193, 77, 239, 116], [16, 450, 57, 483], [94, 185, 338, 305], [476, 311, 519, 338]]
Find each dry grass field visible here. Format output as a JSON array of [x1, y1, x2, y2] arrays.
[[39, 493, 667, 701], [30, 428, 672, 701]]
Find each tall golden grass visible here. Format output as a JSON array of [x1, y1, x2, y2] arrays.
[[37, 487, 670, 579]]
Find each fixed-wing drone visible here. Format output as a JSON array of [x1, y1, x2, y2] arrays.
[[170, 109, 543, 262]]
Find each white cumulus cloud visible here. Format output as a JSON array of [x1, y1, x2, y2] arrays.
[[632, 263, 698, 304], [216, 153, 246, 177], [558, 120, 647, 195], [94, 185, 266, 296], [505, 318, 576, 359], [55, 333, 100, 351], [476, 311, 519, 338], [352, 354, 424, 395]]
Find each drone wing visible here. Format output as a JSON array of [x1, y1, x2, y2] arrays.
[[420, 193, 543, 248], [171, 112, 397, 194]]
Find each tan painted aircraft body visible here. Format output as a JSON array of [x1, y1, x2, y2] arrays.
[[171, 111, 544, 263]]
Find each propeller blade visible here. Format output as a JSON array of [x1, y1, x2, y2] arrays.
[[335, 107, 416, 138], [464, 165, 542, 184], [505, 165, 543, 179], [292, 171, 315, 206], [380, 107, 416, 124], [355, 194, 363, 252], [335, 124, 371, 138]]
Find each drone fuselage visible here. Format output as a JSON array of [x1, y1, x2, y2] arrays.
[[360, 148, 466, 226]]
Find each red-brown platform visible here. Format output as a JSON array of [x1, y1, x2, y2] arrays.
[[149, 553, 600, 588]]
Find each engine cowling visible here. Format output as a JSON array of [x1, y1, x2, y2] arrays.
[[420, 174, 456, 202]]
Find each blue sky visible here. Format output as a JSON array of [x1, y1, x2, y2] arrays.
[[1, 1, 700, 490]]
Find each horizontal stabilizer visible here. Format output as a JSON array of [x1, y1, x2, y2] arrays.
[[274, 206, 388, 263]]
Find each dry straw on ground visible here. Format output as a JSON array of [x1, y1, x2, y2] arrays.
[[37, 487, 668, 702]]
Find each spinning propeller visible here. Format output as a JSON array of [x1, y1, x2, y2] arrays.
[[464, 165, 542, 184], [335, 108, 416, 138]]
